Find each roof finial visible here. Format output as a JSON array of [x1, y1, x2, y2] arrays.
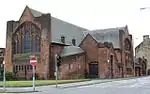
[[25, 5, 30, 9]]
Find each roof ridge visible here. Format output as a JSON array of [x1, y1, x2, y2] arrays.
[[92, 26, 126, 31]]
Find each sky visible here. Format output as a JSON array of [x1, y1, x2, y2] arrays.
[[1, 0, 150, 48]]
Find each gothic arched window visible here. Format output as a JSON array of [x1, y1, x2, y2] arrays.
[[124, 39, 131, 51], [13, 21, 40, 54]]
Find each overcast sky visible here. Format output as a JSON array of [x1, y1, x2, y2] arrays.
[[1, 0, 150, 48]]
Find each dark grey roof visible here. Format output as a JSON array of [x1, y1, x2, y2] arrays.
[[51, 17, 88, 46], [27, 6, 88, 46], [59, 46, 84, 57], [89, 27, 126, 48]]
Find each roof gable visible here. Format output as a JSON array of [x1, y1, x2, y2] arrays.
[[19, 6, 35, 23], [59, 46, 84, 57], [19, 6, 88, 46], [79, 33, 98, 47]]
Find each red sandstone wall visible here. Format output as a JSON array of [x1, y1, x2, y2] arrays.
[[60, 54, 85, 79]]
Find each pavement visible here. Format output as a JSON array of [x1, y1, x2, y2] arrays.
[[0, 76, 143, 93], [34, 76, 150, 94]]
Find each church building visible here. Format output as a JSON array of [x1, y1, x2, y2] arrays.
[[5, 6, 134, 80]]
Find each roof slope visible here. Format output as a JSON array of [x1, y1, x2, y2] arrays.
[[59, 46, 84, 57], [27, 6, 88, 46], [29, 7, 43, 17], [87, 27, 126, 48]]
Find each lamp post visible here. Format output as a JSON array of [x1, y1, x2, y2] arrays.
[[55, 54, 58, 88], [107, 59, 110, 78], [140, 7, 150, 10], [3, 60, 6, 91]]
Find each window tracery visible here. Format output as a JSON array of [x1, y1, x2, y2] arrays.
[[12, 21, 40, 54]]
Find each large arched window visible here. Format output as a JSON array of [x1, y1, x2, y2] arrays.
[[13, 21, 40, 54]]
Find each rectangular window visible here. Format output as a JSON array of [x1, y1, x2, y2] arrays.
[[16, 66, 18, 72], [27, 65, 30, 70], [30, 65, 32, 70], [21, 65, 24, 71], [18, 65, 21, 71]]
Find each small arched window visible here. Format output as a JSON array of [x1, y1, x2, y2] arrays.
[[61, 36, 65, 43], [72, 38, 76, 46]]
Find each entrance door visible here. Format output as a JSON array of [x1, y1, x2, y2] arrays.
[[89, 63, 98, 78]]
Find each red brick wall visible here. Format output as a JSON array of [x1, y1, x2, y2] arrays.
[[80, 34, 99, 75], [98, 47, 119, 78], [49, 45, 64, 79], [59, 54, 85, 79], [6, 8, 52, 80], [5, 21, 15, 72], [80, 34, 120, 78]]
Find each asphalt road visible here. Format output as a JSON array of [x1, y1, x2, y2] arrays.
[[32, 76, 150, 94]]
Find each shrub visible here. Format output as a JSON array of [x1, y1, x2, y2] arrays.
[[6, 72, 13, 81]]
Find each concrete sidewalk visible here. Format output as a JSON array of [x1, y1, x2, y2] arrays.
[[57, 79, 113, 88], [56, 76, 141, 88], [0, 77, 140, 93]]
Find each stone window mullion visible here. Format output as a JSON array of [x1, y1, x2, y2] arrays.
[[21, 27, 24, 53], [18, 30, 22, 54], [29, 23, 32, 54], [20, 30, 22, 53], [15, 39, 18, 54], [34, 34, 36, 53]]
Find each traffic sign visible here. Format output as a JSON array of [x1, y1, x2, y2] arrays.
[[30, 56, 37, 66]]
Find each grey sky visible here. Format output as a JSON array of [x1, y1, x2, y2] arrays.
[[1, 0, 150, 48]]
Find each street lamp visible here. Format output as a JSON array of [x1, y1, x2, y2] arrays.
[[140, 7, 150, 10], [3, 60, 6, 91]]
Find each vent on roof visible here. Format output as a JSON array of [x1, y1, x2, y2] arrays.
[[61, 36, 65, 43], [104, 42, 112, 48]]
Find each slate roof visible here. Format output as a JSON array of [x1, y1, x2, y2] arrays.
[[28, 6, 88, 46], [29, 7, 42, 17], [88, 27, 126, 48], [59, 46, 84, 57]]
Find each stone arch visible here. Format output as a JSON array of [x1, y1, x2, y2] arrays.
[[141, 59, 147, 75], [124, 38, 132, 51]]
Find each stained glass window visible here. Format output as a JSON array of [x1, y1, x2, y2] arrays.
[[24, 29, 30, 53], [36, 36, 40, 52], [13, 22, 40, 54]]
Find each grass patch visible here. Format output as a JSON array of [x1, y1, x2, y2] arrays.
[[0, 79, 90, 87]]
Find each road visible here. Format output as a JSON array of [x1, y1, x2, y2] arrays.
[[32, 76, 150, 94]]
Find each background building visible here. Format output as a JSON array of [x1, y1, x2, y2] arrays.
[[135, 35, 150, 74], [134, 57, 147, 76]]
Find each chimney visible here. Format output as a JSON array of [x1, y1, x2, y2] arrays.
[[143, 35, 149, 41]]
